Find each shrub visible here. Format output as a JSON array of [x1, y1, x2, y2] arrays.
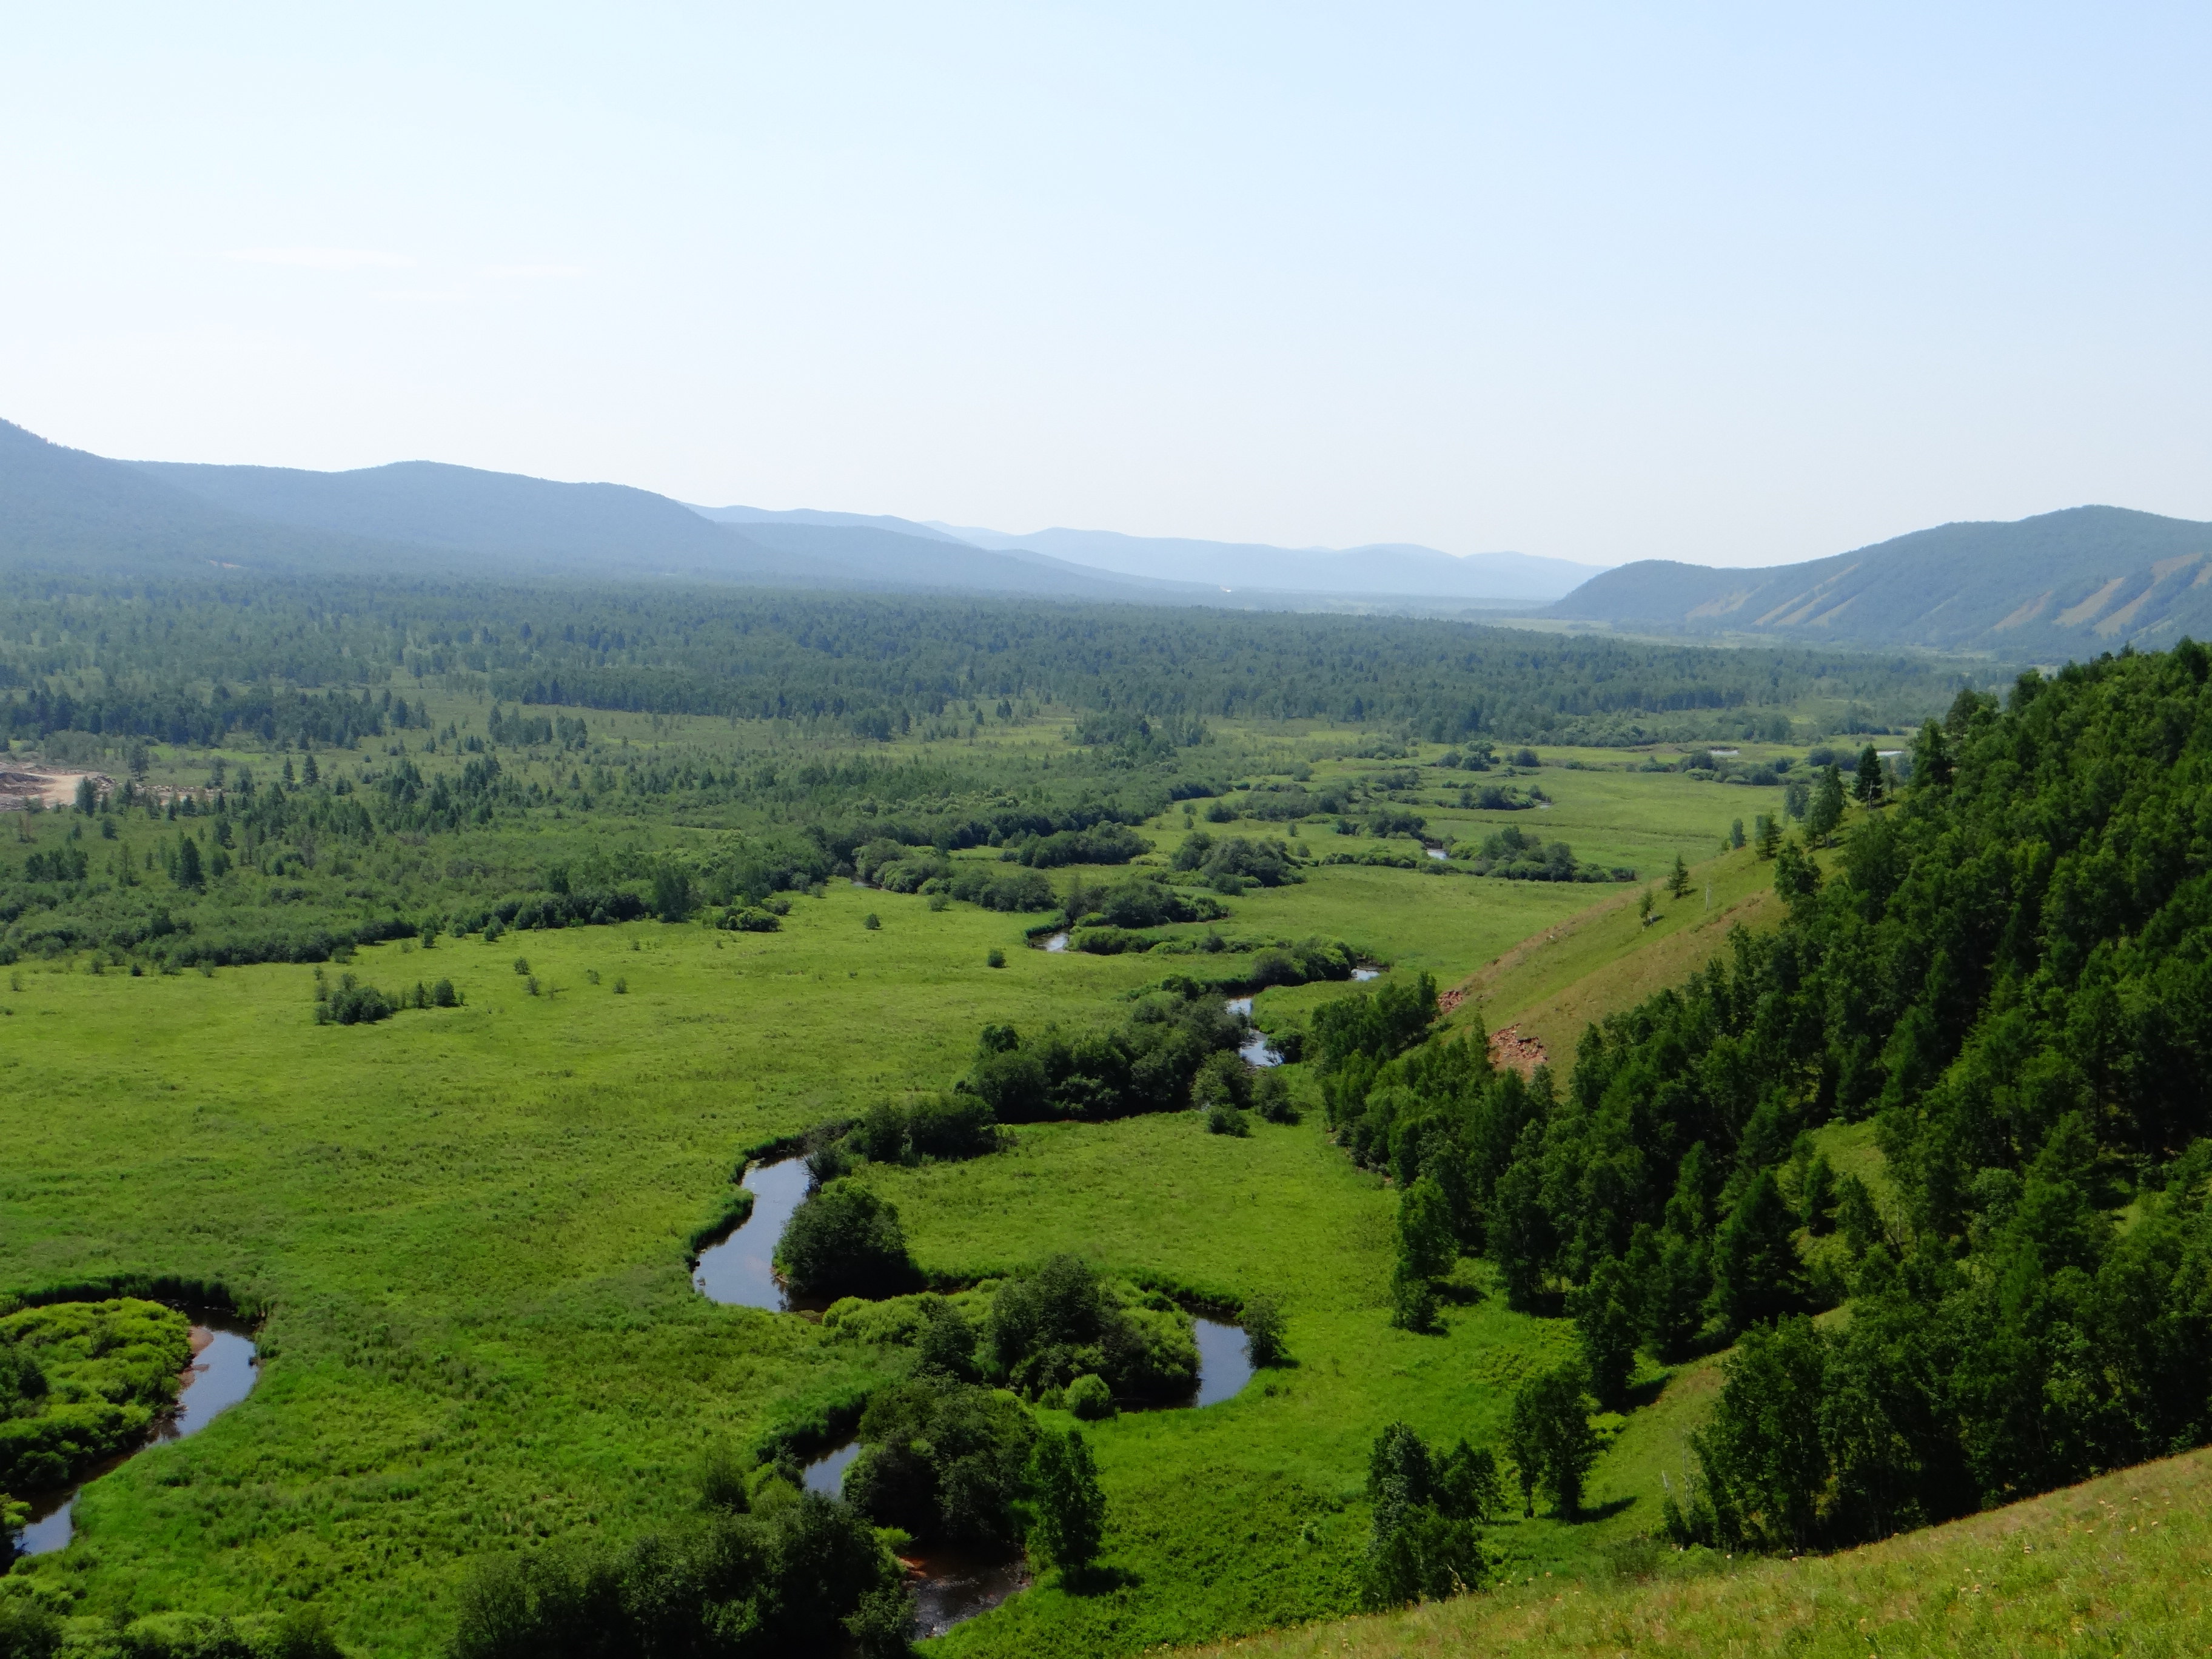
[[447, 1490, 897, 1659], [777, 1181, 922, 1301], [317, 973, 395, 1025], [985, 1255, 1196, 1399], [1204, 1102, 1250, 1137], [985, 948, 1005, 968], [1063, 1373, 1114, 1419], [1190, 1050, 1250, 1110], [1253, 1071, 1296, 1123]]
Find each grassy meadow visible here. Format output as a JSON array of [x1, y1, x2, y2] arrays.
[[1, 714, 1807, 1652], [1175, 1445, 2212, 1659]]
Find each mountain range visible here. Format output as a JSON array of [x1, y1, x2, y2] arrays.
[[0, 419, 1592, 608], [8, 417, 2210, 655], [1546, 506, 2212, 657]]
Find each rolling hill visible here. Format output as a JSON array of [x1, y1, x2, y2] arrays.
[[1548, 505, 2212, 655]]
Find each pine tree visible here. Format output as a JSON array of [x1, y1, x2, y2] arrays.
[[1667, 853, 1691, 898], [176, 836, 204, 891], [1852, 744, 1882, 803]]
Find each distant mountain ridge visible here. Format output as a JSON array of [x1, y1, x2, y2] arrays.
[[1546, 506, 2212, 655], [0, 417, 1595, 607], [926, 522, 1606, 602]]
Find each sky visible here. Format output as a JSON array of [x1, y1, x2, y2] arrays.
[[5, 3, 2209, 569]]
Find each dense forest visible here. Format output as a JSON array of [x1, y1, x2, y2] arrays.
[[0, 575, 1969, 749], [1316, 642, 2212, 1554]]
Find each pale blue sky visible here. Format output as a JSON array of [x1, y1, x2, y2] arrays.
[[6, 4, 2207, 566]]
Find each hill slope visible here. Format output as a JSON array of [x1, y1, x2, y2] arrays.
[[1176, 1445, 2212, 1658], [0, 419, 1208, 600], [0, 419, 407, 575], [1550, 505, 2212, 655]]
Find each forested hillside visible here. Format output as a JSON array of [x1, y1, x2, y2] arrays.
[[1548, 506, 2212, 656], [1324, 640, 2212, 1557]]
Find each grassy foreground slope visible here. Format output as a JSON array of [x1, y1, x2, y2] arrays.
[[1177, 1447, 2212, 1658]]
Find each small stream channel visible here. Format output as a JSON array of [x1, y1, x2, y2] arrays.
[[1225, 996, 1281, 1067], [692, 1159, 814, 1310], [10, 1318, 260, 1559]]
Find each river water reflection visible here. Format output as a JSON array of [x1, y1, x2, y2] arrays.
[[11, 1319, 260, 1559], [692, 1159, 813, 1310]]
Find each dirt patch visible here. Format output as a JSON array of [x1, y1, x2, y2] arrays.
[[1487, 1024, 1549, 1076], [0, 767, 116, 811]]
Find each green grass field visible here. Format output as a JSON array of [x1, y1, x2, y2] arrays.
[[1174, 1446, 2212, 1658], [1, 723, 1814, 1654]]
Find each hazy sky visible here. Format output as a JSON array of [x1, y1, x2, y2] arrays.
[[7, 4, 2208, 568]]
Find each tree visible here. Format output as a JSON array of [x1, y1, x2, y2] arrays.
[[1729, 818, 1746, 850], [1834, 1173, 1883, 1258], [1242, 1291, 1288, 1366], [1191, 1049, 1250, 1110], [1709, 1169, 1806, 1336], [1805, 763, 1846, 841], [73, 777, 97, 815], [651, 861, 694, 922], [1030, 1428, 1106, 1578], [1389, 1258, 1438, 1333], [1486, 1126, 1553, 1312], [1772, 838, 1820, 907], [1754, 813, 1781, 859], [175, 836, 204, 890], [1852, 745, 1883, 804], [1694, 1316, 1829, 1550], [1911, 717, 1952, 789], [1362, 1423, 1488, 1607], [1572, 1255, 1641, 1409], [1637, 887, 1656, 925], [1506, 1364, 1597, 1517], [777, 1181, 920, 1301], [1397, 1176, 1456, 1282], [1798, 1154, 1836, 1233], [1667, 853, 1691, 899]]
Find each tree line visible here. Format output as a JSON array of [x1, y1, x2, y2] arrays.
[[2, 574, 1977, 749]]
